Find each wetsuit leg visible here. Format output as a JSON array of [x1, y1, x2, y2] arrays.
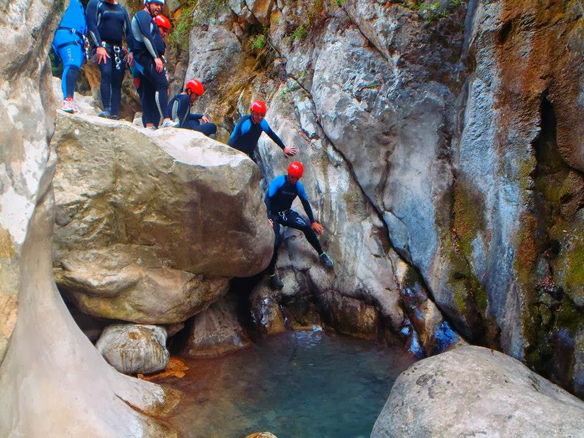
[[267, 219, 282, 275], [109, 58, 126, 116], [142, 62, 170, 119], [278, 210, 324, 255], [98, 55, 114, 111], [56, 43, 84, 99], [183, 118, 217, 137], [141, 76, 159, 126]]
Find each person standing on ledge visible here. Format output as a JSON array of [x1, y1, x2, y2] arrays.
[[131, 0, 175, 129], [52, 0, 88, 113], [168, 79, 217, 137], [228, 100, 297, 163], [86, 0, 134, 120], [264, 161, 333, 289]]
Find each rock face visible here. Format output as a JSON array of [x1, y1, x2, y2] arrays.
[[97, 324, 170, 375], [180, 294, 252, 358], [52, 113, 273, 322], [183, 0, 584, 395], [0, 2, 180, 436], [371, 346, 584, 438]]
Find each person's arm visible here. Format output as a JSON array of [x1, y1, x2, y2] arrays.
[[134, 11, 160, 59], [260, 119, 297, 156], [85, 0, 102, 47], [296, 182, 316, 224]]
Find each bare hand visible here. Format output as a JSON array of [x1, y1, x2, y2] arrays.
[[201, 116, 210, 123], [96, 47, 110, 64], [283, 146, 297, 157], [154, 57, 164, 73], [311, 221, 324, 235], [269, 219, 274, 228]]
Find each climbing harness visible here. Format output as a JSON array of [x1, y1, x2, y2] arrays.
[[101, 42, 126, 70], [56, 27, 91, 61]]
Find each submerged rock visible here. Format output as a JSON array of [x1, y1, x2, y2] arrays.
[[96, 324, 170, 375], [372, 346, 584, 437]]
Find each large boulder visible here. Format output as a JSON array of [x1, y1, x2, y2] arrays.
[[372, 346, 584, 438], [52, 113, 273, 323]]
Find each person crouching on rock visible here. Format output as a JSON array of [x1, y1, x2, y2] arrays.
[[228, 100, 297, 164], [52, 0, 88, 114], [131, 1, 176, 129], [168, 79, 217, 138], [264, 161, 333, 288], [86, 0, 134, 120]]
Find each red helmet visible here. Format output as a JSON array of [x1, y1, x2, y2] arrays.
[[153, 15, 171, 31], [250, 100, 267, 115], [185, 79, 204, 96], [288, 162, 304, 178]]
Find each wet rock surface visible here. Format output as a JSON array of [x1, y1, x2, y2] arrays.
[[372, 346, 584, 438]]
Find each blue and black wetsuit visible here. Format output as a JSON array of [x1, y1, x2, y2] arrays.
[[228, 115, 286, 162], [86, 0, 133, 117], [264, 175, 324, 274], [52, 0, 87, 100], [131, 10, 170, 125], [168, 93, 217, 137]]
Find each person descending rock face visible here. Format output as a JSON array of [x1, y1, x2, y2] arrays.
[[52, 0, 88, 114], [86, 0, 134, 120], [168, 79, 217, 138], [131, 0, 176, 129], [228, 100, 297, 163], [265, 162, 333, 288]]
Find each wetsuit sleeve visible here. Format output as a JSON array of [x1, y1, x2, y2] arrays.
[[86, 0, 102, 47], [123, 8, 134, 51], [260, 119, 286, 150], [297, 182, 315, 223], [228, 118, 244, 146], [134, 11, 159, 59]]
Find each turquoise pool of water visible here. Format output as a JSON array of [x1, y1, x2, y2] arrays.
[[163, 330, 415, 438]]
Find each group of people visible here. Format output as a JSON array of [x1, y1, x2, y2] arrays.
[[52, 0, 334, 288]]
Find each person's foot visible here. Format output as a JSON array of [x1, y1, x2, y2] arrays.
[[62, 97, 76, 114], [145, 125, 156, 131], [319, 252, 334, 268], [161, 119, 179, 128], [269, 274, 284, 289], [98, 109, 111, 118], [108, 114, 121, 120]]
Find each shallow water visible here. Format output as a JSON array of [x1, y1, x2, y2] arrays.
[[162, 330, 415, 438]]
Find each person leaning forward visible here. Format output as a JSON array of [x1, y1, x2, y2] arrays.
[[264, 161, 333, 289], [228, 100, 297, 164], [168, 79, 217, 138]]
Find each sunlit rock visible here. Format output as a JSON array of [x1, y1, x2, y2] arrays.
[[97, 324, 170, 375], [372, 346, 584, 437], [51, 112, 273, 323]]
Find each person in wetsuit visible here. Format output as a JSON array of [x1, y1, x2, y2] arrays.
[[265, 161, 333, 288], [53, 0, 88, 113], [228, 100, 297, 163], [86, 0, 134, 120], [131, 0, 175, 129], [168, 79, 217, 137]]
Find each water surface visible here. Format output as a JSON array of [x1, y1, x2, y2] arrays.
[[163, 330, 415, 438]]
